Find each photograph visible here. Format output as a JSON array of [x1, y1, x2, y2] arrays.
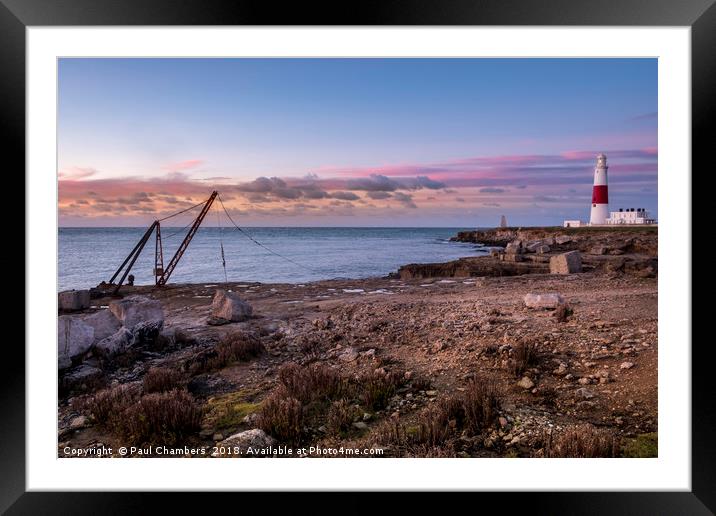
[[56, 57, 659, 460]]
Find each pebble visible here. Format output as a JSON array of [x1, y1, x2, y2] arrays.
[[517, 377, 535, 389]]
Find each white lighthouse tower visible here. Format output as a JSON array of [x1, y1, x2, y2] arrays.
[[589, 153, 609, 225]]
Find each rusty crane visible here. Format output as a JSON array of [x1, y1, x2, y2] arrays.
[[103, 191, 218, 295]]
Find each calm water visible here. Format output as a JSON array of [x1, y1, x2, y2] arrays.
[[58, 227, 486, 291]]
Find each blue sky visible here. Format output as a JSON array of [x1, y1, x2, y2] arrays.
[[58, 58, 657, 226]]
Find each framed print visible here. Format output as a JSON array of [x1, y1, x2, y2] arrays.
[[4, 0, 712, 512]]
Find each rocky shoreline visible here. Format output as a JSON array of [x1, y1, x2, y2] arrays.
[[57, 226, 658, 459], [399, 226, 656, 279]]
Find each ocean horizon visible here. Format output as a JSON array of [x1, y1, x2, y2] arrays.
[[58, 226, 488, 291]]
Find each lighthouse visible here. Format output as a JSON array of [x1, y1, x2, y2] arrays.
[[589, 153, 609, 225]]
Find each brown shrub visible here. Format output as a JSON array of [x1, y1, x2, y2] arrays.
[[546, 424, 619, 458], [411, 377, 432, 392], [82, 384, 141, 429], [511, 339, 539, 377], [257, 387, 303, 445], [326, 399, 359, 436], [215, 332, 265, 363], [298, 337, 322, 357], [278, 362, 350, 404], [185, 332, 264, 375], [143, 367, 184, 393], [359, 371, 402, 410], [120, 389, 202, 446], [462, 377, 501, 434]]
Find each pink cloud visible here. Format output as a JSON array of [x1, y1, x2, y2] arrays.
[[162, 159, 205, 172], [58, 166, 97, 180]]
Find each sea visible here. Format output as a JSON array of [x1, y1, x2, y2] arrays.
[[58, 227, 487, 292]]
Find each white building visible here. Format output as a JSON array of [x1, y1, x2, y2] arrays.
[[563, 220, 583, 228], [605, 208, 656, 225]]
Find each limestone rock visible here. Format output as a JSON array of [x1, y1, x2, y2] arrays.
[[58, 316, 95, 368], [505, 241, 523, 254], [61, 364, 103, 391], [58, 290, 91, 311], [339, 347, 359, 362], [109, 295, 164, 330], [210, 290, 253, 323], [212, 429, 277, 457], [550, 251, 582, 274], [94, 327, 135, 356], [518, 376, 535, 389], [555, 235, 572, 245], [523, 293, 565, 309], [83, 309, 121, 343]]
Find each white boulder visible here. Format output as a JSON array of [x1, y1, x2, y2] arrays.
[[58, 316, 95, 368], [550, 251, 582, 274], [523, 293, 565, 309], [94, 327, 135, 356], [211, 289, 253, 322], [109, 295, 164, 330], [58, 290, 91, 311], [212, 429, 276, 457], [83, 309, 121, 343]]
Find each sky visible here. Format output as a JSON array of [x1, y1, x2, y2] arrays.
[[58, 58, 657, 227]]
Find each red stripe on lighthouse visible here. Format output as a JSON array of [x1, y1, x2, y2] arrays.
[[592, 185, 608, 204]]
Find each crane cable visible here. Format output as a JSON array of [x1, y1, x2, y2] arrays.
[[217, 194, 315, 273], [157, 198, 207, 222], [216, 202, 228, 282]]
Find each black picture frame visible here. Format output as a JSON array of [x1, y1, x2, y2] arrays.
[[4, 0, 710, 513]]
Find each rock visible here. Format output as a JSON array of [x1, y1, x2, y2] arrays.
[[517, 377, 535, 389], [212, 429, 277, 457], [503, 253, 524, 262], [242, 412, 259, 425], [431, 341, 447, 353], [58, 355, 72, 371], [94, 327, 134, 356], [58, 290, 91, 311], [550, 251, 582, 274], [206, 316, 231, 326], [555, 235, 572, 245], [210, 290, 252, 323], [338, 347, 359, 362], [425, 390, 438, 397], [69, 415, 89, 430], [578, 377, 591, 385], [505, 242, 523, 254], [590, 246, 608, 255], [575, 387, 595, 399], [82, 309, 121, 343], [109, 295, 164, 330], [620, 361, 635, 370], [523, 293, 565, 309], [58, 315, 95, 368], [352, 421, 369, 430], [535, 245, 551, 254], [61, 364, 103, 391], [525, 241, 542, 252], [360, 348, 377, 358], [553, 363, 568, 376]]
